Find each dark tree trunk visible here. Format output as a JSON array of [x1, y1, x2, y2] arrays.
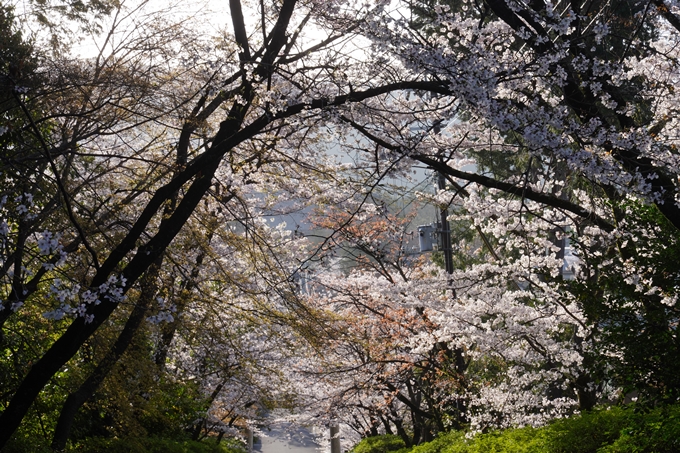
[[391, 413, 411, 448], [50, 260, 162, 451], [0, 151, 223, 448], [191, 380, 226, 441], [377, 416, 389, 436], [154, 247, 210, 368]]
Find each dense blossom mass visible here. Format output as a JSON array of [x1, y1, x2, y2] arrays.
[[1, 0, 680, 449]]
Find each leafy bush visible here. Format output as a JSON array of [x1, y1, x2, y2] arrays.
[[461, 427, 548, 453], [544, 407, 633, 453], [411, 427, 545, 453], [544, 404, 680, 453], [2, 433, 52, 453], [352, 435, 408, 453], [409, 431, 466, 453], [135, 379, 208, 439], [385, 404, 680, 453], [68, 436, 239, 453], [70, 437, 147, 453], [599, 405, 680, 453]]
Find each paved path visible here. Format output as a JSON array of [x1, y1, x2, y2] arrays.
[[255, 421, 321, 453]]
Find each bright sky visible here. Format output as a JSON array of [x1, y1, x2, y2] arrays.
[[66, 0, 333, 59]]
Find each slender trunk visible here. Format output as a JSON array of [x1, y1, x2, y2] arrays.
[[154, 246, 210, 368], [191, 380, 226, 441], [0, 155, 222, 449], [406, 381, 422, 446], [50, 260, 163, 451], [377, 416, 388, 436], [419, 423, 433, 444], [392, 415, 410, 448]]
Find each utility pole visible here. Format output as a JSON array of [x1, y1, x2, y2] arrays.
[[437, 170, 454, 275], [432, 118, 454, 276], [330, 423, 341, 453], [246, 427, 253, 453]]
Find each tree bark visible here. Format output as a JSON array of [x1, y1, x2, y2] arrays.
[[50, 260, 162, 451], [0, 137, 225, 448]]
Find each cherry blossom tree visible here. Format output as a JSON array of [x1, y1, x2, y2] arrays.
[[295, 194, 593, 435], [278, 0, 680, 435]]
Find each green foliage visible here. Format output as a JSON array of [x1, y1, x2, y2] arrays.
[[0, 303, 72, 452], [409, 431, 466, 453], [364, 404, 680, 453], [544, 407, 633, 453], [545, 405, 680, 453], [3, 434, 241, 453], [0, 5, 36, 90], [135, 378, 209, 439], [68, 436, 239, 453], [67, 339, 209, 442], [570, 202, 680, 403], [2, 431, 53, 453], [598, 405, 680, 453], [1, 300, 69, 400], [460, 427, 547, 453], [352, 435, 408, 453], [0, 3, 38, 155], [404, 428, 546, 453]]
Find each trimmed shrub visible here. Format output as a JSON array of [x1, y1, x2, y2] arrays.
[[69, 436, 239, 453], [599, 405, 680, 453], [463, 427, 548, 453], [409, 431, 466, 453], [350, 404, 680, 453], [352, 435, 408, 453], [544, 407, 633, 453]]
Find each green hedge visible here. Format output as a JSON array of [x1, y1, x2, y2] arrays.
[[407, 428, 547, 453], [2, 435, 240, 453], [352, 434, 408, 453], [351, 404, 680, 453], [67, 436, 240, 453], [546, 405, 680, 453]]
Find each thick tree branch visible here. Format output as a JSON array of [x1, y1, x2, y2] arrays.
[[230, 0, 252, 62], [341, 116, 616, 232]]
